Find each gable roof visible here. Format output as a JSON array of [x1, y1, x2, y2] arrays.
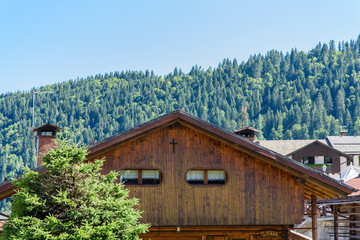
[[87, 110, 355, 199], [327, 136, 360, 155], [286, 140, 352, 159]]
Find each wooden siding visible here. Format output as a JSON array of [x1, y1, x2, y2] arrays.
[[88, 122, 305, 226], [289, 142, 346, 173]]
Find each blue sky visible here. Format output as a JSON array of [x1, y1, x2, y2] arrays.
[[1, 0, 360, 94]]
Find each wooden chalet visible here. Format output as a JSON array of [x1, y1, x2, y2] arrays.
[[286, 140, 352, 176], [0, 110, 356, 240], [259, 140, 353, 180]]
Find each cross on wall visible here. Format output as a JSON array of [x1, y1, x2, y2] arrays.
[[169, 138, 177, 153]]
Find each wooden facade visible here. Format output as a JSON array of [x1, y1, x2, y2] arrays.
[[0, 110, 356, 240], [88, 123, 304, 227]]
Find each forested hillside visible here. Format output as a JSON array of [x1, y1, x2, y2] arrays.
[[2, 36, 360, 186]]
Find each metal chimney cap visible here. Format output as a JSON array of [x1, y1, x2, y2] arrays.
[[233, 126, 261, 134], [32, 123, 61, 133]]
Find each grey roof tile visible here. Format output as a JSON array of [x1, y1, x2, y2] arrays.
[[327, 136, 360, 154]]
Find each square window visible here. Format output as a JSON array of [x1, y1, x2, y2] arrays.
[[324, 156, 332, 164], [142, 170, 161, 185], [208, 170, 226, 184], [186, 170, 204, 184], [120, 170, 138, 184]]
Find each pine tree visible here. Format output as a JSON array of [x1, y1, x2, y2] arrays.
[[322, 84, 333, 114], [335, 87, 346, 124], [1, 139, 149, 240]]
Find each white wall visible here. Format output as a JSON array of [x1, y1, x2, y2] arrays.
[[353, 155, 360, 166], [315, 156, 324, 165]]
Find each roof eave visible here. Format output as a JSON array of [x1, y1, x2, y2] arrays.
[[286, 140, 352, 159]]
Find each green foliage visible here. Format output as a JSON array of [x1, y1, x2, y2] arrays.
[[1, 139, 149, 239]]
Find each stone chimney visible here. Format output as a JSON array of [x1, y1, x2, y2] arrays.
[[233, 126, 260, 142], [32, 123, 61, 167]]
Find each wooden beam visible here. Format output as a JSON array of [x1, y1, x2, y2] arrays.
[[337, 220, 360, 223], [304, 192, 311, 201], [147, 225, 285, 232], [311, 194, 318, 240], [304, 184, 334, 199], [141, 225, 288, 239], [338, 205, 360, 208], [142, 230, 280, 238], [327, 234, 360, 239], [329, 227, 360, 231], [332, 212, 360, 216], [306, 182, 337, 198], [304, 185, 324, 199], [334, 205, 338, 240], [331, 212, 350, 220]]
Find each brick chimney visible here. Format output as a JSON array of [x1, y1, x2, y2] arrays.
[[233, 126, 260, 142], [32, 123, 61, 167]]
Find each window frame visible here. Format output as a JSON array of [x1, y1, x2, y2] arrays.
[[120, 168, 164, 186], [302, 156, 315, 165], [324, 156, 333, 165], [185, 168, 228, 186]]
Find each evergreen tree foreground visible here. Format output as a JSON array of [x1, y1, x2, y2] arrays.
[[1, 140, 149, 239]]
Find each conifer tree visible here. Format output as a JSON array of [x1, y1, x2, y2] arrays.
[[1, 139, 149, 240]]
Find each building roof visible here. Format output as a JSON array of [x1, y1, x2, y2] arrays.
[[87, 110, 355, 199], [339, 164, 360, 196], [326, 136, 360, 155], [258, 140, 327, 156], [0, 211, 9, 220], [0, 166, 46, 200], [345, 177, 360, 196], [317, 194, 360, 205], [340, 164, 360, 182], [287, 140, 351, 159]]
